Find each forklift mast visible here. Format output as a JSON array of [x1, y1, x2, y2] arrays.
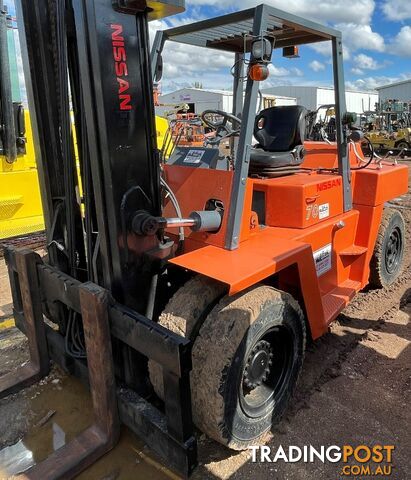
[[17, 0, 184, 311], [9, 0, 200, 476]]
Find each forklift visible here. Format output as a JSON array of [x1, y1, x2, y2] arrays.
[[363, 100, 411, 153], [0, 1, 408, 478]]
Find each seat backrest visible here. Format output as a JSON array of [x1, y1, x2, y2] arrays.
[[254, 105, 307, 152]]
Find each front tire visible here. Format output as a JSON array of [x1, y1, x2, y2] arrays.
[[148, 275, 226, 399], [369, 208, 405, 288], [191, 285, 306, 449]]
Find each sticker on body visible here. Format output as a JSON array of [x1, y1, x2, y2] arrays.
[[319, 203, 330, 219], [184, 150, 205, 164], [313, 243, 332, 276]]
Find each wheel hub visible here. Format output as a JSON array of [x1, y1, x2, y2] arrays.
[[385, 228, 401, 274], [243, 340, 273, 389]]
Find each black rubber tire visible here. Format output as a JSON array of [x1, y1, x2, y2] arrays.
[[148, 275, 226, 399], [395, 140, 409, 150], [369, 208, 406, 288], [192, 285, 305, 450]]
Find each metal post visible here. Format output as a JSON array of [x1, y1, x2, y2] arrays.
[[232, 52, 244, 118], [230, 52, 244, 158], [151, 30, 166, 82], [16, 0, 86, 277], [163, 369, 194, 440], [225, 5, 268, 250], [0, 0, 17, 163], [15, 0, 48, 228], [332, 35, 352, 212]]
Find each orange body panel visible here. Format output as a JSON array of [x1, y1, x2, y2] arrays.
[[163, 165, 232, 248], [352, 162, 409, 206], [302, 141, 338, 169], [253, 173, 343, 228], [302, 141, 363, 169], [163, 165, 254, 247], [166, 150, 409, 340], [265, 210, 361, 292], [170, 228, 327, 339]]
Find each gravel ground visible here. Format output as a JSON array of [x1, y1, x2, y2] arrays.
[[0, 162, 409, 480]]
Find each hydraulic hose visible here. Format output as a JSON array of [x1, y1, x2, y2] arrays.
[[350, 136, 374, 170]]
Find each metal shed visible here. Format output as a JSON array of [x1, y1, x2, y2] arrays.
[[156, 87, 296, 117], [261, 85, 378, 115], [376, 79, 411, 103]]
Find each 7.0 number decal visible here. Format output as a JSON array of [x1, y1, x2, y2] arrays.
[[306, 204, 319, 220]]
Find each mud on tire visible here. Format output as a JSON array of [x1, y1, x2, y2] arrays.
[[191, 285, 306, 449], [148, 275, 226, 399], [150, 280, 306, 450]]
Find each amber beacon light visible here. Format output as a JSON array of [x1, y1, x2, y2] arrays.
[[248, 63, 270, 81]]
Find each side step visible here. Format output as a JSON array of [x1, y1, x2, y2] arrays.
[[322, 279, 362, 324], [339, 245, 368, 257]]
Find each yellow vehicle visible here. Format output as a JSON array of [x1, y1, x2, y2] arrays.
[[362, 101, 411, 152], [366, 126, 411, 151], [0, 111, 44, 239], [0, 8, 43, 240], [0, 110, 170, 240], [0, 9, 169, 241]]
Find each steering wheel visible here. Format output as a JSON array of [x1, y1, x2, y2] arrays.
[[201, 109, 242, 145]]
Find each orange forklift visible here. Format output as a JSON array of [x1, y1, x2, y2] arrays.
[[1, 1, 407, 478]]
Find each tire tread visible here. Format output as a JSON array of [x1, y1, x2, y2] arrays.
[[369, 208, 405, 288]]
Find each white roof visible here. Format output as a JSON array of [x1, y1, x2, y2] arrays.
[[375, 79, 411, 90], [162, 87, 232, 96], [161, 87, 294, 99], [263, 85, 377, 95]]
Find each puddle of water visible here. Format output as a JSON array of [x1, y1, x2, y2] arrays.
[[77, 429, 179, 480], [0, 440, 34, 477], [0, 374, 177, 480]]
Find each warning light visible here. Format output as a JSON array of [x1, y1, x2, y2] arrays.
[[249, 64, 270, 81]]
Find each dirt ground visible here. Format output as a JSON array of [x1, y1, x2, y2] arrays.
[[0, 162, 410, 480]]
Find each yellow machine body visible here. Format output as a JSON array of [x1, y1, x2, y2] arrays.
[[0, 110, 44, 239], [367, 127, 411, 150], [0, 112, 171, 240]]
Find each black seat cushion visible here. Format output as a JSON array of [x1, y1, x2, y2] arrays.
[[250, 106, 307, 171], [250, 145, 305, 167], [253, 105, 307, 152]]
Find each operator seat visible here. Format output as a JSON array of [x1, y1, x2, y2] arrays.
[[249, 105, 307, 175]]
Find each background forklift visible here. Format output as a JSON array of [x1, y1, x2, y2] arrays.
[[362, 99, 411, 155], [0, 1, 408, 478]]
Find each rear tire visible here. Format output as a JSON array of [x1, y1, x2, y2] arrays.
[[369, 208, 405, 288], [191, 285, 306, 449]]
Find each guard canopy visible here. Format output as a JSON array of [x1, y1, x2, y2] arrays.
[[162, 4, 341, 53]]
